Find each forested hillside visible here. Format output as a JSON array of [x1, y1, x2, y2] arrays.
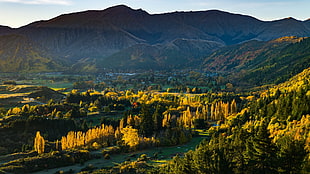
[[156, 68, 310, 174], [203, 36, 310, 87]]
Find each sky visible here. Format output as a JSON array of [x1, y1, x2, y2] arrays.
[[0, 0, 309, 28]]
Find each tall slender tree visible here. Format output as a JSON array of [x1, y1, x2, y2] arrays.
[[34, 131, 45, 154]]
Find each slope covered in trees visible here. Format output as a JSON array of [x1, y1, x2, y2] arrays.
[[155, 67, 310, 174], [203, 36, 310, 86], [0, 34, 64, 72]]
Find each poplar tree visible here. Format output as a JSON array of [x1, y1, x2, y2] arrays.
[[34, 131, 45, 154]]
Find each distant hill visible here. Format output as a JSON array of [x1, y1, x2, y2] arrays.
[[0, 5, 310, 72], [99, 39, 223, 70], [0, 26, 12, 35], [203, 36, 310, 86]]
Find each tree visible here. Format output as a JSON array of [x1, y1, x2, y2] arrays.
[[34, 131, 45, 154], [121, 126, 140, 149], [139, 104, 154, 137], [153, 105, 163, 131], [277, 135, 307, 173], [244, 118, 278, 173]]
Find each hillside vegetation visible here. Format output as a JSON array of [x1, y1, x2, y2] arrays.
[[0, 66, 308, 173], [203, 36, 310, 87]]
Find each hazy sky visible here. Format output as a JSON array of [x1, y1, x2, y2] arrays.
[[0, 0, 309, 28]]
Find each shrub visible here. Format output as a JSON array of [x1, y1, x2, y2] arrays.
[[103, 153, 110, 160]]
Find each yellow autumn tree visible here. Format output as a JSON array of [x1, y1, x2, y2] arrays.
[[121, 126, 140, 149], [34, 131, 45, 154], [61, 124, 116, 150]]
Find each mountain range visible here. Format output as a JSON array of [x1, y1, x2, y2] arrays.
[[0, 5, 310, 73]]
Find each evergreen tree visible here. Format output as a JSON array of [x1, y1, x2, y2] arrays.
[[277, 135, 307, 173], [244, 118, 278, 173], [153, 105, 163, 131], [139, 104, 154, 137]]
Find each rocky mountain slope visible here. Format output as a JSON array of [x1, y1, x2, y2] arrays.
[[0, 5, 310, 72]]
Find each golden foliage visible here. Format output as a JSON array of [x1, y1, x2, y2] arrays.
[[120, 126, 158, 150], [121, 126, 140, 148], [268, 115, 310, 151], [61, 124, 115, 150], [34, 131, 45, 154]]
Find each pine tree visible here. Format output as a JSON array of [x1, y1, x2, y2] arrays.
[[153, 105, 163, 131], [244, 118, 278, 173], [139, 104, 154, 137], [277, 135, 307, 173]]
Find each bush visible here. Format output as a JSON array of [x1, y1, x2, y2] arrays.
[[138, 154, 148, 161], [103, 153, 110, 160], [3, 80, 16, 85]]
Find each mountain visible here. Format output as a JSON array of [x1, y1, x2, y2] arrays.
[[0, 34, 64, 72], [98, 39, 223, 70], [203, 36, 310, 86], [0, 5, 310, 72], [0, 26, 12, 35]]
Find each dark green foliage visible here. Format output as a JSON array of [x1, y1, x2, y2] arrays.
[[276, 136, 307, 173], [159, 117, 308, 174], [65, 92, 131, 111], [193, 119, 209, 129], [247, 85, 310, 121], [152, 105, 164, 132], [139, 104, 154, 137], [0, 150, 90, 173], [244, 119, 278, 174], [0, 117, 78, 154], [160, 136, 234, 174], [158, 74, 310, 174]]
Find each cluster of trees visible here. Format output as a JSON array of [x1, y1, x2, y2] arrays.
[[158, 114, 309, 174], [1, 68, 309, 174], [21, 87, 241, 157], [60, 124, 115, 150], [79, 68, 309, 174], [155, 74, 310, 174], [71, 69, 225, 92], [65, 89, 131, 112], [5, 103, 86, 119], [51, 89, 240, 152]]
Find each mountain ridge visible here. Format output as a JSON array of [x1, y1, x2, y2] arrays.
[[0, 5, 310, 72]]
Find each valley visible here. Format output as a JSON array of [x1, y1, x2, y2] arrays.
[[0, 67, 309, 173], [0, 5, 309, 174]]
